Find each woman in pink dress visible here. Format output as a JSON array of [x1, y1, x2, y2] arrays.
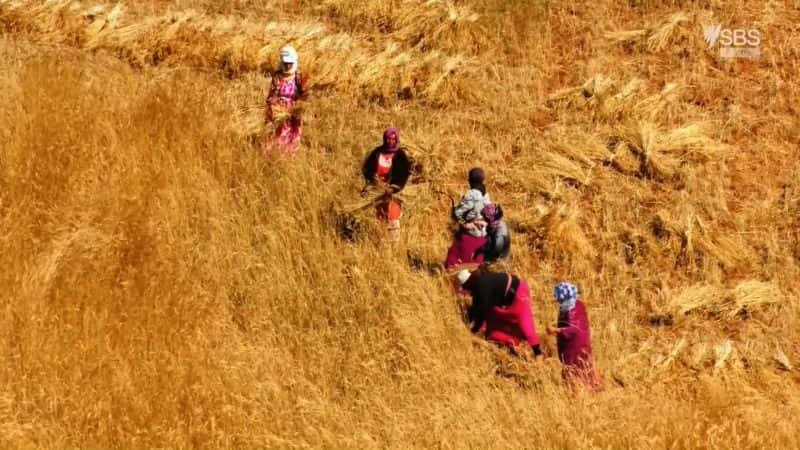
[[457, 269, 542, 359], [547, 282, 603, 391], [444, 168, 490, 269], [264, 46, 307, 157]]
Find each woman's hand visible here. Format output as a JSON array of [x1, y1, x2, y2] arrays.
[[546, 326, 560, 335]]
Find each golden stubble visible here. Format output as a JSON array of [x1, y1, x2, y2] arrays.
[[0, 0, 799, 448]]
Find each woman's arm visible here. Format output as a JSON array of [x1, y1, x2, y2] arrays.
[[266, 74, 277, 100], [557, 310, 586, 340], [517, 303, 540, 348], [264, 75, 275, 123], [558, 325, 579, 340], [468, 288, 491, 333], [362, 149, 379, 182], [296, 72, 308, 100], [389, 151, 411, 192]]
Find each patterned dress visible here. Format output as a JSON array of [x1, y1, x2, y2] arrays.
[[264, 72, 304, 157]]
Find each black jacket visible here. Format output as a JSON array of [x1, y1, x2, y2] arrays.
[[466, 272, 518, 333], [466, 272, 541, 357], [362, 147, 411, 193]]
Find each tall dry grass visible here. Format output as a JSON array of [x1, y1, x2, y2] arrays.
[[0, 0, 479, 105], [2, 0, 800, 448]]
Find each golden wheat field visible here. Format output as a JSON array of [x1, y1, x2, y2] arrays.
[[1, 0, 800, 448]]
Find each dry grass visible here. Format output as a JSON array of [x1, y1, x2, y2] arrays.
[[1, 0, 800, 448], [0, 0, 478, 105]]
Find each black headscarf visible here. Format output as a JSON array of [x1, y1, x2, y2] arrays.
[[468, 167, 486, 195]]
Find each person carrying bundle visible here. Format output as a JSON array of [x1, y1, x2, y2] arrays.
[[362, 128, 411, 240], [264, 45, 308, 156], [444, 167, 491, 268], [456, 268, 542, 359]]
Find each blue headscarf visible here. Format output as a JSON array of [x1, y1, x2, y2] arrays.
[[553, 282, 579, 313]]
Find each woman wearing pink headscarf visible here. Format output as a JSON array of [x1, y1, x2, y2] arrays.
[[473, 203, 510, 264], [362, 128, 411, 239]]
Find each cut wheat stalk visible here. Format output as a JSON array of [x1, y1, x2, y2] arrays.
[[0, 0, 475, 104], [605, 11, 690, 53], [774, 349, 792, 371]]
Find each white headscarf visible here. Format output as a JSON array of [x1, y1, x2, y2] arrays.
[[279, 46, 298, 74]]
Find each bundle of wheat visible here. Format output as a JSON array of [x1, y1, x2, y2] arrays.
[[547, 75, 694, 138], [646, 338, 688, 381], [659, 279, 783, 321], [774, 349, 792, 371], [605, 11, 689, 53], [633, 82, 684, 123], [693, 225, 754, 273], [580, 74, 615, 101], [602, 78, 644, 119], [646, 12, 690, 52], [713, 340, 735, 370], [545, 74, 617, 112], [609, 141, 641, 175], [729, 280, 782, 318], [500, 126, 612, 199], [688, 341, 710, 370], [0, 0, 475, 103], [652, 206, 754, 272], [666, 284, 726, 317], [393, 0, 483, 53], [611, 121, 729, 180], [544, 127, 611, 168], [539, 202, 597, 269], [604, 29, 646, 48], [623, 121, 682, 179]]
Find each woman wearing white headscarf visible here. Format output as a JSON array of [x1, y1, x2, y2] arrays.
[[264, 45, 308, 156]]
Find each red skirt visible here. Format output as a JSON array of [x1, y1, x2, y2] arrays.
[[444, 232, 487, 269]]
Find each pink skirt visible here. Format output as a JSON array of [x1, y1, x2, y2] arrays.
[[444, 232, 487, 269], [264, 104, 302, 157]]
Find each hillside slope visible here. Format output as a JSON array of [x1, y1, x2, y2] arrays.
[[1, 0, 799, 448]]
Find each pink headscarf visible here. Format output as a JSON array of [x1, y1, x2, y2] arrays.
[[382, 128, 400, 153], [482, 203, 503, 227]]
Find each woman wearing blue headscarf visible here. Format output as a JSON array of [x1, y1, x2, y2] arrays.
[[546, 282, 602, 391]]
